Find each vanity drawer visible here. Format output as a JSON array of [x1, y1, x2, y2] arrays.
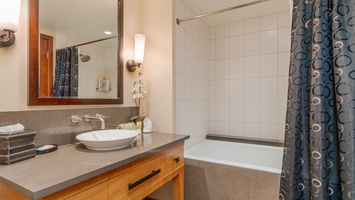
[[165, 143, 184, 173], [108, 156, 166, 200]]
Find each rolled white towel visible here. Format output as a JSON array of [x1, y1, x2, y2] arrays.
[[0, 123, 25, 133]]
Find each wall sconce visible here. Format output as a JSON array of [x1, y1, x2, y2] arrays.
[[0, 0, 21, 48], [126, 34, 145, 72]]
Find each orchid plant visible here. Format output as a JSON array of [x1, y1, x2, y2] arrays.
[[132, 72, 147, 107]]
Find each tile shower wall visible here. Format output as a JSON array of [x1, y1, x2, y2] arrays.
[[56, 34, 118, 99], [209, 12, 291, 142], [175, 0, 210, 148]]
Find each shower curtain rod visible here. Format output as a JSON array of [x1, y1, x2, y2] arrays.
[[63, 36, 118, 49], [176, 0, 268, 25]]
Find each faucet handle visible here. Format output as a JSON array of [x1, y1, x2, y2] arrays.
[[95, 113, 110, 118], [70, 115, 82, 124]]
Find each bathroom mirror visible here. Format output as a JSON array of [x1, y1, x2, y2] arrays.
[[28, 0, 124, 105]]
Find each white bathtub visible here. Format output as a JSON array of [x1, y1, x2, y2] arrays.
[[184, 139, 283, 174]]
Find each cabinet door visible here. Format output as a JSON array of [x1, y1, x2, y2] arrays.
[[165, 143, 184, 176], [109, 156, 166, 200]]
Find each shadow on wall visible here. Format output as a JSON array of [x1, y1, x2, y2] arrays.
[[184, 158, 280, 200]]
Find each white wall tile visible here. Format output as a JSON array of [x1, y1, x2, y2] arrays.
[[209, 81, 216, 101], [209, 40, 216, 59], [184, 24, 193, 50], [216, 80, 230, 100], [184, 49, 192, 75], [278, 99, 287, 124], [192, 52, 199, 77], [245, 78, 260, 100], [230, 79, 244, 101], [245, 55, 261, 78], [245, 123, 261, 139], [261, 77, 278, 100], [176, 101, 184, 128], [260, 123, 278, 140], [230, 57, 245, 79], [278, 124, 285, 141], [230, 35, 245, 58], [216, 24, 230, 39], [245, 33, 261, 56], [216, 121, 230, 135], [209, 27, 216, 40], [278, 52, 290, 76], [230, 122, 245, 137], [278, 76, 288, 100], [261, 30, 278, 54], [216, 101, 230, 121], [216, 38, 230, 59], [176, 44, 185, 73], [261, 53, 278, 77], [78, 67, 88, 84], [209, 60, 216, 80], [260, 101, 278, 123], [215, 59, 230, 80], [87, 69, 97, 85], [278, 11, 291, 28], [261, 14, 278, 31], [176, 23, 184, 45], [278, 27, 291, 52], [230, 21, 245, 36], [210, 101, 216, 120], [245, 101, 260, 122], [209, 121, 216, 134], [245, 17, 260, 33], [184, 101, 193, 126], [230, 101, 244, 122], [184, 75, 192, 100], [193, 29, 199, 53], [176, 72, 185, 101]]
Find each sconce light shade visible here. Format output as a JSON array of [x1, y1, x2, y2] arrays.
[[0, 0, 21, 47], [127, 34, 146, 72], [134, 34, 145, 64]]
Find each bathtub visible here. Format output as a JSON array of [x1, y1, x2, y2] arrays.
[[184, 139, 283, 173], [184, 139, 284, 200]]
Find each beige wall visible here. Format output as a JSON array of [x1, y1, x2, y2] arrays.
[[0, 0, 142, 111], [142, 0, 175, 133]]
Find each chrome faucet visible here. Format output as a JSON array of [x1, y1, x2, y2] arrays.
[[84, 113, 106, 129]]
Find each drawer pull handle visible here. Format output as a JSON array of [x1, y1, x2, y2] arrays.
[[174, 157, 180, 163], [128, 169, 161, 190]]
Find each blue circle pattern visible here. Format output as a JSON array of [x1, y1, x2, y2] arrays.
[[279, 0, 355, 199]]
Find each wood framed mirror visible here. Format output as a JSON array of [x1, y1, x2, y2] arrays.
[[28, 0, 124, 105]]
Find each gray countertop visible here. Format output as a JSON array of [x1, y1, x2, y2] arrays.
[[0, 132, 189, 200]]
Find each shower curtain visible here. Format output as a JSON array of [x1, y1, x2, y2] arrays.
[[52, 47, 79, 97], [279, 0, 355, 199]]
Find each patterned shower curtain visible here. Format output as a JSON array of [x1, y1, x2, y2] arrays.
[[279, 0, 355, 199], [52, 47, 79, 97]]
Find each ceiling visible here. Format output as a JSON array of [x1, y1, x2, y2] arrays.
[[182, 0, 290, 26]]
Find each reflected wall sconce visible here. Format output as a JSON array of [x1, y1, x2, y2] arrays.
[[0, 0, 21, 48], [126, 34, 145, 72]]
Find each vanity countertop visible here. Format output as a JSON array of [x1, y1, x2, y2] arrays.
[[0, 132, 189, 200]]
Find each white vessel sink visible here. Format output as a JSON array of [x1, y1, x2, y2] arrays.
[[76, 129, 139, 150]]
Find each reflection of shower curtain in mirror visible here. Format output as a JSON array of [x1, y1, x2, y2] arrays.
[[52, 47, 79, 97]]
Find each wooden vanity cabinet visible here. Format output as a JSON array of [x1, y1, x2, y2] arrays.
[[40, 142, 185, 200]]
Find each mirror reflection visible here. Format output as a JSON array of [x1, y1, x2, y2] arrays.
[[39, 0, 118, 99]]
